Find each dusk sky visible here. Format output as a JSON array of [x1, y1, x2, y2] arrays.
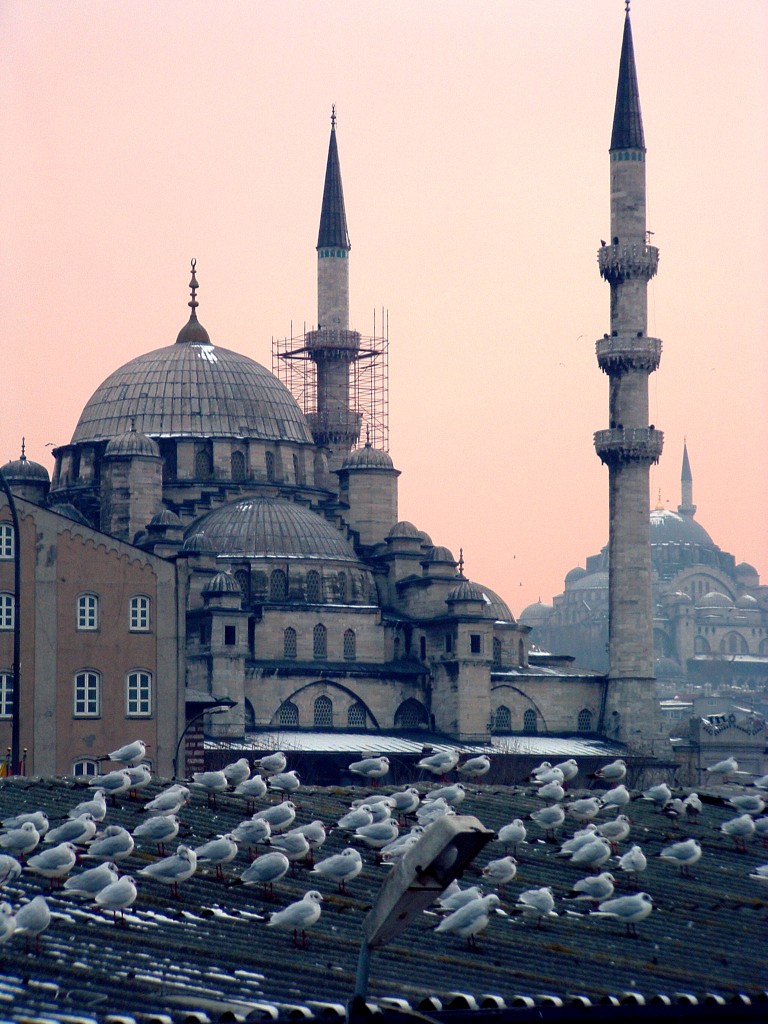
[[2, 0, 766, 617]]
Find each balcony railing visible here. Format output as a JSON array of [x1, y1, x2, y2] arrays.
[[593, 426, 664, 466], [597, 243, 659, 283]]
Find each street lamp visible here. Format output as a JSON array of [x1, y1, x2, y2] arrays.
[[350, 814, 494, 1017], [172, 698, 237, 780]]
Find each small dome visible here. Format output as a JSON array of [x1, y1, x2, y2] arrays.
[[149, 509, 183, 528], [181, 532, 218, 555], [565, 566, 587, 585], [387, 521, 421, 540], [105, 429, 160, 459], [47, 501, 91, 526], [446, 579, 514, 622], [202, 571, 241, 595], [417, 530, 433, 547], [0, 451, 50, 484], [424, 545, 456, 564], [735, 562, 759, 583], [519, 600, 554, 626], [340, 444, 394, 471], [569, 571, 609, 592], [696, 590, 734, 610], [447, 579, 485, 603], [735, 594, 758, 609], [663, 590, 693, 605]]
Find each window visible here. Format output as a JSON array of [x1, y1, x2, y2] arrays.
[[224, 625, 237, 646], [518, 639, 525, 666], [470, 634, 482, 655], [73, 759, 99, 778], [234, 570, 250, 600], [265, 451, 275, 482], [314, 694, 333, 728], [278, 700, 298, 727], [129, 595, 150, 632], [419, 635, 426, 660], [344, 629, 357, 661], [306, 570, 322, 603], [195, 447, 212, 479], [0, 524, 13, 560], [0, 594, 14, 631], [231, 450, 247, 481], [198, 622, 209, 645], [347, 702, 366, 727], [77, 593, 99, 631], [337, 572, 347, 602], [284, 627, 297, 659], [523, 708, 537, 734], [577, 708, 593, 732], [126, 670, 152, 716], [492, 637, 502, 667], [74, 671, 100, 717], [493, 705, 511, 732], [394, 698, 429, 729], [444, 633, 453, 654], [313, 623, 327, 660], [0, 672, 13, 718], [270, 570, 287, 602]]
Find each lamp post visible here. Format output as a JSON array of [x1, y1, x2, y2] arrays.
[[0, 468, 21, 775], [172, 699, 237, 780]]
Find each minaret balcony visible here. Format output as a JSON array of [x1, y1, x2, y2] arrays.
[[598, 243, 659, 283], [306, 409, 363, 447], [596, 335, 662, 375], [594, 426, 664, 467], [305, 328, 361, 358]]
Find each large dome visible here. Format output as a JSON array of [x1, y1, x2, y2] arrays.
[[72, 340, 313, 446], [189, 497, 361, 562], [650, 509, 715, 549]]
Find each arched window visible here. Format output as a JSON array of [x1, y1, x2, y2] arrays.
[[231, 450, 247, 481], [74, 670, 100, 717], [77, 593, 99, 631], [722, 632, 748, 655], [394, 698, 429, 729], [694, 635, 710, 654], [577, 708, 592, 732], [126, 670, 152, 716], [337, 572, 347, 602], [270, 570, 287, 601], [314, 694, 333, 728], [73, 758, 99, 778], [233, 570, 250, 600], [265, 451, 275, 482], [493, 705, 511, 732], [492, 637, 502, 667], [195, 447, 212, 480], [0, 524, 14, 560], [523, 708, 537, 734], [283, 626, 297, 659], [347, 702, 366, 727], [343, 629, 356, 660], [278, 700, 299, 727], [0, 594, 14, 631], [313, 623, 327, 660], [306, 570, 322, 603], [0, 672, 13, 718], [129, 595, 151, 632]]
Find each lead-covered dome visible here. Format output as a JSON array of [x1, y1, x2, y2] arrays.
[[189, 496, 361, 562], [650, 509, 715, 549]]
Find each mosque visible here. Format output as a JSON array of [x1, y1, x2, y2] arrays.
[[6, 10, 757, 779]]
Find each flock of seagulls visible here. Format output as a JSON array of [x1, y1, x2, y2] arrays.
[[0, 743, 766, 956]]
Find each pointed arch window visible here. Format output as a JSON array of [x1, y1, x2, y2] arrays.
[[265, 451, 275, 482], [283, 626, 297, 659], [313, 623, 327, 660], [493, 705, 511, 732], [492, 637, 502, 667], [347, 702, 366, 727], [343, 629, 356, 661], [337, 571, 347, 603], [314, 694, 333, 728], [278, 700, 299, 727], [270, 570, 287, 602], [306, 570, 322, 603], [394, 698, 429, 729], [523, 708, 537, 734], [195, 447, 212, 480], [231, 450, 247, 481]]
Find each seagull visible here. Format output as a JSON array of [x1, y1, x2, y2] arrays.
[[416, 799, 456, 826], [536, 780, 565, 803], [599, 785, 631, 812], [752, 775, 768, 792], [641, 782, 672, 810], [268, 770, 301, 800], [458, 755, 491, 782], [138, 844, 197, 898], [125, 763, 153, 796], [569, 837, 612, 872], [133, 814, 180, 856], [234, 774, 268, 811], [106, 739, 147, 767], [144, 785, 189, 816], [337, 805, 374, 832], [267, 831, 310, 867], [252, 801, 297, 834], [26, 842, 78, 889], [481, 856, 517, 896], [532, 766, 565, 787], [616, 844, 647, 887], [748, 864, 768, 884], [592, 891, 653, 937], [82, 825, 134, 863], [387, 788, 421, 820], [91, 769, 133, 803], [557, 825, 598, 858], [553, 759, 579, 786], [254, 751, 287, 776], [0, 855, 23, 888], [659, 838, 702, 877], [312, 847, 363, 893], [497, 820, 527, 856], [753, 817, 768, 847], [231, 818, 272, 858], [568, 797, 601, 822], [0, 822, 40, 860], [683, 792, 703, 823], [63, 860, 119, 897], [95, 874, 137, 925], [435, 893, 500, 948], [721, 813, 755, 852], [2, 811, 49, 836], [596, 815, 632, 853], [355, 820, 400, 850], [223, 757, 253, 787], [191, 770, 229, 807], [68, 789, 108, 822], [268, 890, 323, 948], [45, 813, 98, 847], [381, 831, 422, 865], [437, 882, 483, 913], [727, 794, 765, 817], [515, 887, 556, 927], [15, 894, 51, 952], [348, 756, 390, 787], [567, 871, 615, 905], [594, 759, 627, 784], [423, 783, 466, 807], [194, 834, 239, 880], [706, 757, 738, 782], [529, 804, 565, 841], [0, 902, 15, 943], [416, 749, 459, 780], [239, 851, 290, 897], [287, 820, 327, 863]]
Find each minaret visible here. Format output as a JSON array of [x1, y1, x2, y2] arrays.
[[304, 108, 362, 470], [678, 442, 697, 518], [594, 5, 664, 751]]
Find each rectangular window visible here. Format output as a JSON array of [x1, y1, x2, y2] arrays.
[[470, 634, 482, 654], [0, 672, 13, 718], [445, 633, 453, 654], [0, 595, 14, 631], [77, 594, 99, 631], [74, 671, 100, 717], [129, 595, 150, 631], [0, 524, 14, 560], [126, 671, 152, 716], [224, 625, 237, 646]]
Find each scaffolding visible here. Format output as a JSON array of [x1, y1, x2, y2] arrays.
[[272, 310, 390, 452]]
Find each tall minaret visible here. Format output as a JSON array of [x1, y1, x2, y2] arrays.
[[304, 108, 362, 470], [594, 5, 665, 752], [678, 442, 697, 518]]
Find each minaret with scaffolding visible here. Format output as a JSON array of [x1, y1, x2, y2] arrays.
[[273, 109, 389, 478], [594, 5, 665, 752]]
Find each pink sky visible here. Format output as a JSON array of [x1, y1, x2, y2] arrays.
[[2, 0, 766, 617]]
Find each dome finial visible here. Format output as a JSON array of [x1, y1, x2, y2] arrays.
[[625, 0, 630, 13], [20, 437, 26, 462], [188, 259, 199, 319], [331, 104, 336, 130], [176, 259, 211, 345], [458, 547, 465, 577]]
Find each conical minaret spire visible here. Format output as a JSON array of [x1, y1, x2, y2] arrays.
[[678, 442, 697, 517], [593, 7, 664, 752]]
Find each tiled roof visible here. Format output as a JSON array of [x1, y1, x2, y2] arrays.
[[0, 772, 766, 1021]]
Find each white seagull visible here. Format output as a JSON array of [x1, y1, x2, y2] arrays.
[[497, 820, 527, 855], [458, 755, 491, 782], [239, 851, 290, 896], [0, 855, 23, 888], [599, 785, 631, 812], [416, 749, 459, 779], [641, 782, 672, 810], [529, 804, 565, 841], [253, 801, 297, 833], [107, 739, 147, 767], [423, 782, 466, 806], [194, 834, 239, 879], [95, 874, 137, 924], [721, 813, 755, 852], [84, 825, 135, 863], [2, 810, 49, 836], [592, 891, 653, 937], [44, 813, 98, 847], [706, 756, 738, 782], [659, 838, 702, 877], [568, 871, 616, 905], [268, 770, 301, 799], [138, 844, 197, 898], [254, 751, 287, 776], [144, 785, 189, 816], [68, 789, 108, 822], [63, 860, 120, 897], [223, 757, 253, 787], [437, 882, 483, 913], [515, 887, 557, 927], [234, 774, 268, 811], [727, 793, 765, 817], [0, 902, 15, 943], [15, 895, 51, 952], [312, 847, 363, 893], [268, 890, 323, 948], [435, 893, 500, 948], [191, 770, 229, 807], [567, 797, 601, 823], [569, 837, 612, 872], [90, 769, 133, 802], [594, 759, 627, 783], [133, 814, 180, 855], [0, 822, 40, 860], [348, 756, 390, 786], [481, 856, 517, 896], [616, 844, 647, 886], [26, 842, 78, 888]]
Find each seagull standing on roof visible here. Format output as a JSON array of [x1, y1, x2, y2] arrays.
[[44, 813, 98, 847], [14, 894, 50, 952], [348, 756, 390, 787], [106, 740, 147, 767], [515, 887, 556, 927], [133, 814, 180, 856], [592, 891, 652, 937], [143, 785, 189, 816], [594, 759, 627, 784], [0, 902, 16, 943], [481, 856, 517, 896], [268, 770, 301, 800], [82, 825, 134, 863], [616, 844, 647, 887], [125, 763, 153, 797], [497, 820, 527, 856], [268, 890, 323, 948], [194, 834, 239, 880], [599, 785, 630, 812], [596, 815, 631, 853], [222, 757, 252, 788], [529, 804, 565, 842], [26, 842, 78, 889], [458, 755, 491, 783], [567, 871, 615, 905], [312, 847, 363, 893], [659, 838, 702, 877], [253, 801, 297, 834], [641, 782, 672, 810], [721, 813, 755, 852], [0, 822, 40, 860], [727, 793, 765, 816], [191, 770, 229, 807], [238, 850, 290, 897], [234, 773, 268, 812], [416, 749, 459, 780], [63, 860, 119, 898], [568, 797, 601, 822], [138, 844, 197, 899], [95, 874, 137, 925], [68, 790, 107, 822], [435, 893, 500, 949], [424, 782, 466, 807], [91, 769, 133, 804], [2, 810, 49, 836], [0, 856, 22, 888], [706, 756, 738, 783], [255, 751, 287, 776]]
